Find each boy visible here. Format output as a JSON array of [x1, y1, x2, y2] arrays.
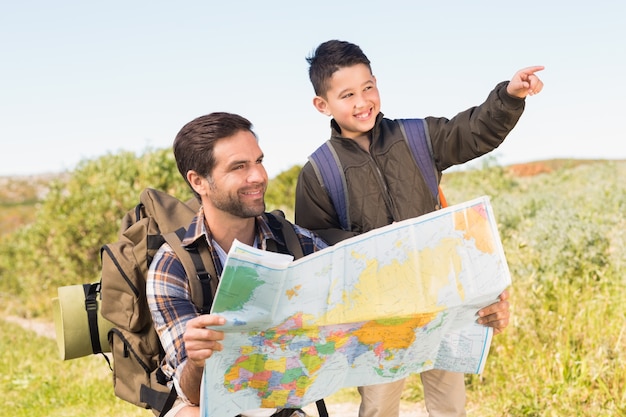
[[295, 40, 543, 417]]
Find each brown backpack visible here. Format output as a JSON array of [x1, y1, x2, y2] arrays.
[[99, 188, 213, 414], [98, 188, 327, 416]]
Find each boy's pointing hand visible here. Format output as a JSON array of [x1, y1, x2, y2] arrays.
[[507, 66, 545, 99]]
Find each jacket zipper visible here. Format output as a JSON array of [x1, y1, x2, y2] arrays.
[[344, 136, 398, 221], [368, 153, 398, 221]]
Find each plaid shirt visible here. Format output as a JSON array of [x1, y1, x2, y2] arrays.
[[146, 208, 327, 395]]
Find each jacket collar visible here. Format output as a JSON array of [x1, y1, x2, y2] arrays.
[[329, 112, 385, 144]]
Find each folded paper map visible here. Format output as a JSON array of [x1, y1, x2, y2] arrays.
[[200, 196, 511, 417]]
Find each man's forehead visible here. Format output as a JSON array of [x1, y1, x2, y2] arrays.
[[213, 131, 262, 164]]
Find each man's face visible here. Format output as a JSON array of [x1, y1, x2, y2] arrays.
[[314, 63, 381, 139], [206, 130, 268, 218]]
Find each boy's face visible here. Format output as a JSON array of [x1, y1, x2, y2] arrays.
[[313, 63, 380, 139]]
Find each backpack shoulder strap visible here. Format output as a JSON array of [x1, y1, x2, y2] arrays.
[[264, 210, 304, 260], [398, 118, 447, 209], [308, 141, 351, 231], [163, 229, 216, 314], [141, 228, 215, 417]]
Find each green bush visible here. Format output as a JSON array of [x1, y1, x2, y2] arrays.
[[266, 165, 302, 221], [0, 149, 192, 317]]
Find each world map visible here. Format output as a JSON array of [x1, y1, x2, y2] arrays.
[[200, 196, 511, 417]]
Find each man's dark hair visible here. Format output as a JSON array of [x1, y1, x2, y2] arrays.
[[173, 112, 255, 198], [306, 40, 372, 98]]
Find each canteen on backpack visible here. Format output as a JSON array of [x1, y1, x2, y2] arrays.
[[53, 283, 114, 360]]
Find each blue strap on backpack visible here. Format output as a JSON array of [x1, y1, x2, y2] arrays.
[[308, 118, 441, 231], [308, 140, 351, 231], [398, 118, 440, 202]]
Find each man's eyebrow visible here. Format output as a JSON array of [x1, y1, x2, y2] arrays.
[[225, 153, 264, 168], [226, 159, 249, 168]]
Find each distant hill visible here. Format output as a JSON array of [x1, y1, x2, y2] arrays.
[[504, 158, 615, 176], [0, 174, 66, 236], [0, 173, 65, 203]]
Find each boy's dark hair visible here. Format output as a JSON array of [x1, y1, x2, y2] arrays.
[[173, 112, 255, 198], [307, 40, 372, 98]]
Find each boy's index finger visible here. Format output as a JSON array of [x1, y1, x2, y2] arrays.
[[522, 65, 545, 76]]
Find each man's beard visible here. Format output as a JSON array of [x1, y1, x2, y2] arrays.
[[208, 184, 266, 218]]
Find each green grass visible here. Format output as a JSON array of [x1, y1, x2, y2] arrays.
[[1, 319, 149, 417]]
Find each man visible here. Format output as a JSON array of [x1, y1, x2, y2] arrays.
[[146, 112, 328, 417]]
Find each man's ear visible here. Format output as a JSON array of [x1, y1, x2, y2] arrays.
[[187, 170, 207, 196], [313, 96, 331, 116]]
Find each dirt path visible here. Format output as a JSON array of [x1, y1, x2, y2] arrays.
[[6, 316, 427, 416], [5, 315, 56, 339]]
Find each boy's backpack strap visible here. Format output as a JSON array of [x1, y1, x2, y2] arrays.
[[163, 229, 216, 314], [308, 141, 351, 231], [398, 118, 447, 209]]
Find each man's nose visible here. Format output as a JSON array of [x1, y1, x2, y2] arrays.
[[247, 164, 267, 183]]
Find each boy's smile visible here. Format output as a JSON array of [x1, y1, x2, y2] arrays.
[[313, 63, 381, 140]]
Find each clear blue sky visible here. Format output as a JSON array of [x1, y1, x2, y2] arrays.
[[1, 1, 624, 178]]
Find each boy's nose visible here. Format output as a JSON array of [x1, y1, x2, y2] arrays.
[[354, 93, 368, 108]]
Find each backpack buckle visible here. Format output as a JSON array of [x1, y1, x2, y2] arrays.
[[85, 298, 98, 312], [196, 271, 211, 283]]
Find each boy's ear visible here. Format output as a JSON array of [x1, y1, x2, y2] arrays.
[[313, 96, 331, 116]]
